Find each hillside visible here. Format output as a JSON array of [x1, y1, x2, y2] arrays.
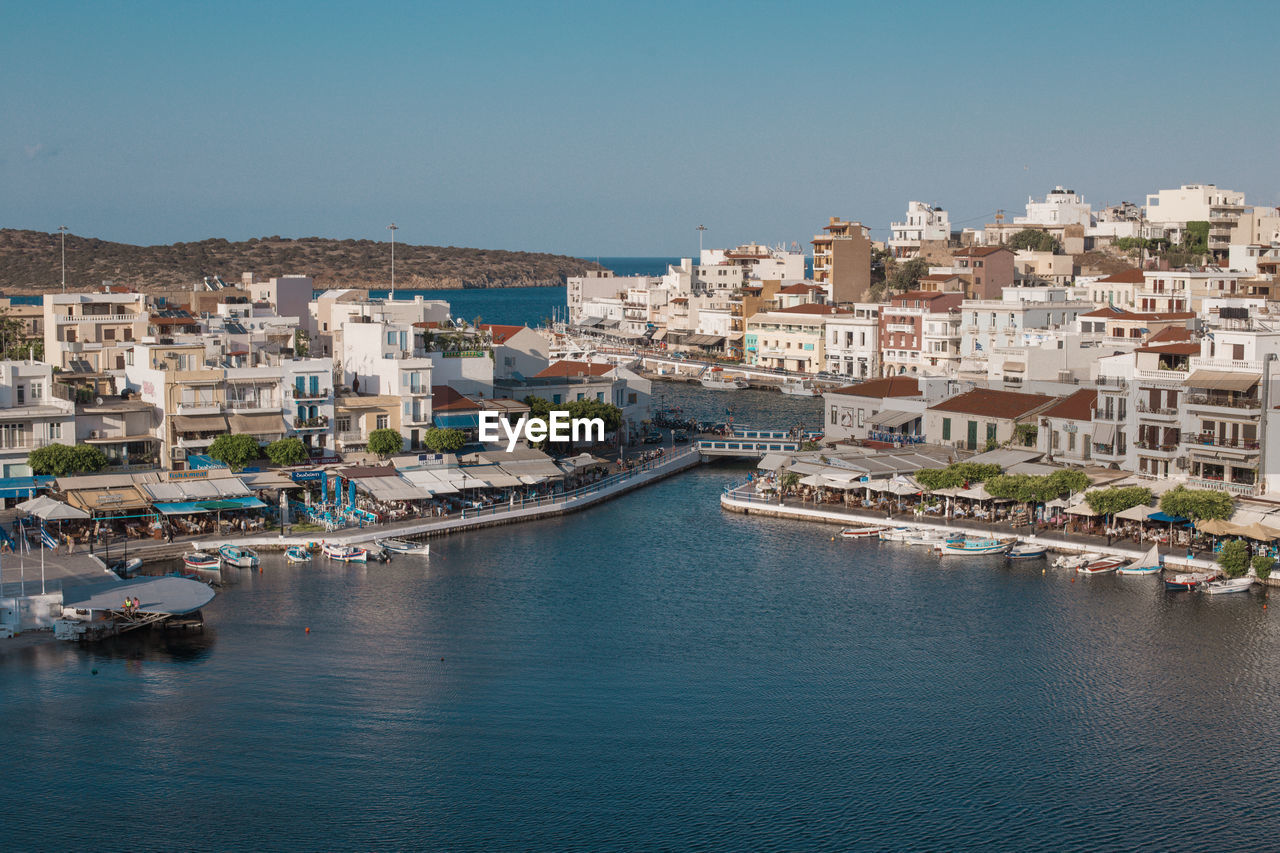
[[0, 229, 603, 293]]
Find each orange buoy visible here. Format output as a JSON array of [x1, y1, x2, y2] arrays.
[[305, 627, 310, 633]]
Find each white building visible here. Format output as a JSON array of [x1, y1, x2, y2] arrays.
[[889, 202, 951, 259], [824, 305, 881, 379], [1145, 184, 1246, 254], [0, 361, 75, 478], [1015, 187, 1093, 227]]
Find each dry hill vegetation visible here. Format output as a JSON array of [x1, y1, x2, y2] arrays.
[[0, 229, 602, 293]]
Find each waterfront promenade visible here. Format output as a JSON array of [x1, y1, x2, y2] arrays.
[[720, 482, 1222, 572]]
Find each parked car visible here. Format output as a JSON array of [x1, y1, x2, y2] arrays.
[[642, 430, 663, 444], [672, 430, 689, 443]]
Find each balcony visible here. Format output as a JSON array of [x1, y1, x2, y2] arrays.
[[1185, 393, 1261, 413], [1135, 402, 1179, 419], [1191, 477, 1257, 496], [176, 435, 217, 449], [337, 431, 367, 445], [1134, 368, 1187, 383], [292, 415, 330, 431], [289, 389, 331, 402], [885, 323, 915, 334], [1094, 376, 1129, 390], [55, 313, 140, 324], [175, 402, 221, 416], [226, 399, 280, 412], [1092, 444, 1125, 460], [1134, 440, 1180, 456], [1189, 356, 1262, 372]]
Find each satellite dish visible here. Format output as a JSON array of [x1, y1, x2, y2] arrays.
[[95, 396, 104, 405]]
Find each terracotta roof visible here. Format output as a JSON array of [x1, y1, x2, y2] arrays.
[[830, 376, 921, 399], [1098, 268, 1145, 284], [773, 304, 850, 316], [533, 360, 615, 379], [954, 246, 1011, 257], [1080, 306, 1196, 321], [1039, 389, 1096, 422], [1145, 326, 1193, 343], [929, 388, 1057, 419], [779, 283, 824, 294], [479, 323, 528, 344], [1136, 342, 1200, 356], [430, 385, 481, 412]]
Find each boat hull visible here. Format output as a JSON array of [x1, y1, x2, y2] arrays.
[[285, 547, 311, 564], [939, 540, 1009, 555], [1204, 578, 1254, 594], [841, 527, 887, 538], [322, 544, 368, 563], [378, 538, 430, 554]]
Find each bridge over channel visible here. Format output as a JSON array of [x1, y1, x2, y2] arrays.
[[695, 427, 821, 458]]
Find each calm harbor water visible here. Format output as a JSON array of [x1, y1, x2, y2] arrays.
[[4, 388, 1280, 850]]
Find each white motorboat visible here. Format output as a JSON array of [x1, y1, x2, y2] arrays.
[[1078, 556, 1126, 575], [1053, 553, 1099, 570], [378, 537, 430, 555], [840, 525, 888, 538], [903, 530, 958, 548], [1203, 576, 1255, 594], [285, 545, 312, 564], [779, 378, 817, 397], [877, 527, 916, 542], [1006, 543, 1049, 560], [322, 543, 368, 563], [219, 544, 260, 568], [1117, 545, 1161, 575], [700, 368, 749, 390]]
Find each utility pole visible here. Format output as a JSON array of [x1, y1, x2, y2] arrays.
[[387, 223, 399, 299], [57, 225, 68, 292]]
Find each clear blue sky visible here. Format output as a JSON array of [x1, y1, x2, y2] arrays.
[[3, 0, 1277, 257]]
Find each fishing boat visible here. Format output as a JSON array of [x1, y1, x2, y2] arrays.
[[1203, 576, 1254, 594], [939, 538, 1010, 556], [1006, 543, 1048, 560], [1078, 556, 1126, 574], [877, 527, 916, 542], [1053, 553, 1099, 570], [1165, 571, 1216, 591], [377, 537, 430, 555], [1116, 545, 1161, 575], [218, 544, 260, 568], [700, 368, 749, 390], [779, 378, 817, 397], [903, 529, 956, 548], [183, 551, 221, 573], [321, 542, 368, 563], [841, 525, 888, 538], [285, 545, 312, 564]]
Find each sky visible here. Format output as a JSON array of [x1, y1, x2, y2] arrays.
[[3, 0, 1278, 257]]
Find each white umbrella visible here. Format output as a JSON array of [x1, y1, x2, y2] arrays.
[[19, 496, 90, 520], [1115, 504, 1156, 522]]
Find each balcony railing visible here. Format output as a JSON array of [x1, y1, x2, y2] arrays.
[[175, 402, 221, 415], [337, 431, 367, 444], [1134, 440, 1180, 453], [1186, 436, 1261, 451], [1191, 477, 1256, 496], [55, 313, 140, 324], [1185, 393, 1261, 410], [289, 389, 331, 401], [226, 399, 279, 411], [293, 415, 330, 430], [1135, 402, 1179, 417]]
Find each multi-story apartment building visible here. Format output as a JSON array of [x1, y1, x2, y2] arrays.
[[958, 288, 1093, 379], [1015, 187, 1094, 228], [1086, 269, 1143, 308], [811, 217, 872, 304], [75, 395, 159, 470], [43, 290, 149, 373], [745, 304, 848, 374], [0, 361, 75, 478], [340, 321, 433, 447], [878, 291, 962, 377], [699, 244, 805, 285], [1138, 269, 1264, 314], [824, 305, 881, 379], [889, 202, 951, 259], [1145, 184, 1246, 257], [1037, 389, 1097, 467], [931, 247, 1015, 300]]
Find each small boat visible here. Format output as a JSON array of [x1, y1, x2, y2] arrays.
[[1006, 543, 1048, 560], [1203, 576, 1254, 595], [779, 378, 817, 397], [1078, 556, 1125, 574], [700, 368, 749, 390], [939, 538, 1010, 555], [903, 530, 955, 548], [183, 551, 221, 572], [1117, 545, 1161, 575], [218, 544, 260, 568], [1054, 553, 1099, 570], [1165, 571, 1216, 591], [877, 527, 916, 542], [841, 525, 888, 538], [110, 557, 143, 578], [378, 537, 430, 555], [321, 542, 368, 563], [285, 545, 312, 564]]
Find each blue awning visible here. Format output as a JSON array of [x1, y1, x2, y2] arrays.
[[1149, 512, 1189, 523], [0, 476, 54, 500], [434, 412, 480, 429], [153, 496, 268, 515]]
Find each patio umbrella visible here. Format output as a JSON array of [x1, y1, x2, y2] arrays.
[[1115, 504, 1156, 522], [1196, 518, 1234, 536]]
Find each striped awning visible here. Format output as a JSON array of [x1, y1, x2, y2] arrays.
[[1185, 370, 1260, 391]]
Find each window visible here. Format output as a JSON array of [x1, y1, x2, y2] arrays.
[[1068, 432, 1076, 452], [386, 332, 396, 346], [336, 416, 351, 432], [29, 382, 42, 401], [986, 423, 997, 442], [552, 394, 562, 404], [576, 393, 585, 401], [627, 393, 637, 405], [942, 418, 951, 441], [49, 422, 62, 440], [376, 415, 389, 430], [15, 387, 23, 405], [597, 392, 604, 402]]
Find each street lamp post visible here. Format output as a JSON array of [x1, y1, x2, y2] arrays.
[[57, 225, 68, 292], [696, 224, 707, 257], [387, 222, 399, 299]]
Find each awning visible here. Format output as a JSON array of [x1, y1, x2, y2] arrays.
[[401, 469, 460, 494], [1003, 361, 1026, 372], [684, 334, 725, 347], [651, 329, 667, 341], [870, 409, 919, 429], [1148, 512, 1188, 523], [354, 476, 432, 502], [1092, 423, 1117, 444], [229, 413, 286, 435], [0, 475, 54, 500], [1185, 370, 1260, 391], [757, 453, 790, 470], [17, 495, 90, 520], [153, 496, 267, 515], [1115, 504, 1156, 521], [434, 411, 481, 429], [66, 485, 151, 513], [1066, 502, 1100, 516], [172, 414, 229, 433]]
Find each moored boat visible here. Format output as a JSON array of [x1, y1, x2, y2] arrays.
[[1116, 545, 1161, 575], [183, 551, 221, 573], [218, 544, 260, 568], [1078, 556, 1125, 574], [877, 527, 915, 542], [1053, 553, 1099, 570], [700, 368, 749, 390], [321, 542, 368, 563], [903, 530, 957, 548], [1203, 576, 1254, 595], [285, 545, 312, 564], [939, 538, 1010, 555], [841, 525, 888, 538], [779, 378, 817, 397], [110, 557, 144, 578], [377, 537, 430, 555], [1164, 571, 1215, 591], [1006, 543, 1048, 560]]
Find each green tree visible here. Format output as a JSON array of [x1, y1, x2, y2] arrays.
[[293, 329, 310, 358], [1217, 540, 1251, 579], [1085, 486, 1154, 518], [1252, 555, 1274, 581], [208, 434, 260, 469], [28, 442, 107, 476], [423, 427, 467, 453], [264, 437, 309, 467], [915, 462, 1002, 490], [368, 428, 404, 458], [0, 306, 40, 361], [1007, 229, 1061, 253], [887, 257, 931, 293], [1160, 485, 1234, 522], [780, 471, 801, 495]]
